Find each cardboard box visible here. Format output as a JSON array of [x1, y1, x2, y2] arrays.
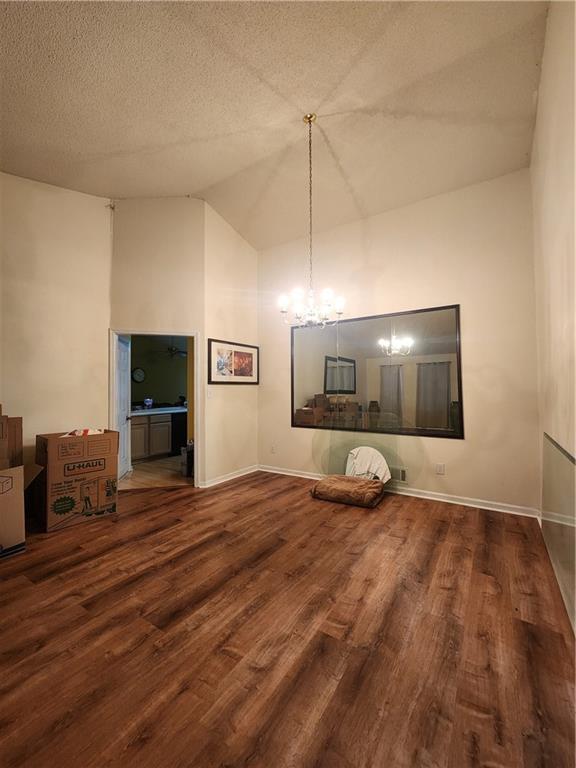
[[0, 408, 28, 558], [35, 430, 119, 532], [0, 416, 9, 469], [8, 417, 23, 467], [0, 474, 13, 494], [0, 415, 23, 470], [0, 466, 25, 558]]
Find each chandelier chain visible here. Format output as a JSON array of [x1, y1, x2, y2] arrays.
[[308, 118, 313, 292], [276, 112, 345, 326]]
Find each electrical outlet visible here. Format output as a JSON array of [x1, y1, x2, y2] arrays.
[[435, 463, 445, 476], [270, 445, 276, 455]]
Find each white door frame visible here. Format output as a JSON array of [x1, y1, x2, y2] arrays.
[[109, 328, 201, 487]]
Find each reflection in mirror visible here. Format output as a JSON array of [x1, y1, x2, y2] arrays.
[[291, 305, 463, 438], [324, 356, 356, 394]]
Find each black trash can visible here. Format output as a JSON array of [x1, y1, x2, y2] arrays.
[[180, 441, 194, 478]]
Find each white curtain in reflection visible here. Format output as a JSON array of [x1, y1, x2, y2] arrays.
[[326, 362, 355, 392], [379, 365, 403, 425], [416, 362, 451, 429], [340, 364, 355, 392]]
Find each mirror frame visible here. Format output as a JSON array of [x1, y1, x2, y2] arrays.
[[290, 303, 464, 439]]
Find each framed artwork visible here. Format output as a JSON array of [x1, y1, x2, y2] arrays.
[[208, 339, 259, 384]]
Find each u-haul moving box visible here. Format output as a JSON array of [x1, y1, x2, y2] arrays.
[[35, 430, 119, 532]]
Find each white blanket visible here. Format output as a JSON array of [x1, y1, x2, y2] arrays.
[[345, 446, 391, 483]]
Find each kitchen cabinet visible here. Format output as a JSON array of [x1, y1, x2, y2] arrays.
[[131, 416, 149, 460], [131, 414, 172, 461], [149, 415, 172, 456]]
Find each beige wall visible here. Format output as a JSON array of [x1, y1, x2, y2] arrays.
[[111, 198, 205, 334], [259, 170, 540, 511], [530, 2, 575, 624], [111, 197, 258, 485], [204, 204, 259, 481], [0, 173, 112, 457]]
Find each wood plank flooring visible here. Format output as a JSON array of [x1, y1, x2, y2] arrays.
[[119, 455, 194, 490], [0, 472, 573, 767]]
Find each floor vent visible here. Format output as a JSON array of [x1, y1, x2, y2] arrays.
[[389, 466, 407, 483]]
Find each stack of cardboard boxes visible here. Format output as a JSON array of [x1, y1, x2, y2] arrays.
[[0, 412, 120, 557]]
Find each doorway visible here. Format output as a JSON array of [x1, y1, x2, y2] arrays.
[[109, 330, 199, 488]]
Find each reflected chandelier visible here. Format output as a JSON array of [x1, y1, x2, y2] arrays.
[[278, 113, 345, 326], [378, 335, 414, 356]]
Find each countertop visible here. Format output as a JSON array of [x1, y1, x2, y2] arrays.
[[130, 407, 188, 417]]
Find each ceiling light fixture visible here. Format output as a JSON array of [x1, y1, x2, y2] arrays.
[[278, 113, 345, 326], [378, 336, 414, 356]]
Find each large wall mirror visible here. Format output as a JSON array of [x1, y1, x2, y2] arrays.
[[291, 304, 464, 439]]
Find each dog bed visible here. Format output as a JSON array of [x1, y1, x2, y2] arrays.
[[311, 474, 385, 508]]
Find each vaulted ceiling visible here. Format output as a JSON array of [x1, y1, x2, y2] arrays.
[[0, 2, 547, 249]]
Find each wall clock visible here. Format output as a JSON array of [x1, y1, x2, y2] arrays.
[[131, 367, 146, 383]]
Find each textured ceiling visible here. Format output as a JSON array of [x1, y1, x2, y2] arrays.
[[0, 2, 547, 249]]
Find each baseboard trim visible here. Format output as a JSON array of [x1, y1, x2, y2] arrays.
[[0, 541, 26, 559], [200, 464, 540, 520], [385, 482, 540, 519], [541, 509, 576, 528], [199, 465, 260, 488], [258, 465, 540, 519], [258, 464, 324, 481]]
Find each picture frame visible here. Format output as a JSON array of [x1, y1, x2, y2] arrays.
[[208, 338, 259, 385]]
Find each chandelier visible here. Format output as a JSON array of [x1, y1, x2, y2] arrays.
[[378, 335, 414, 356], [278, 113, 345, 326]]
